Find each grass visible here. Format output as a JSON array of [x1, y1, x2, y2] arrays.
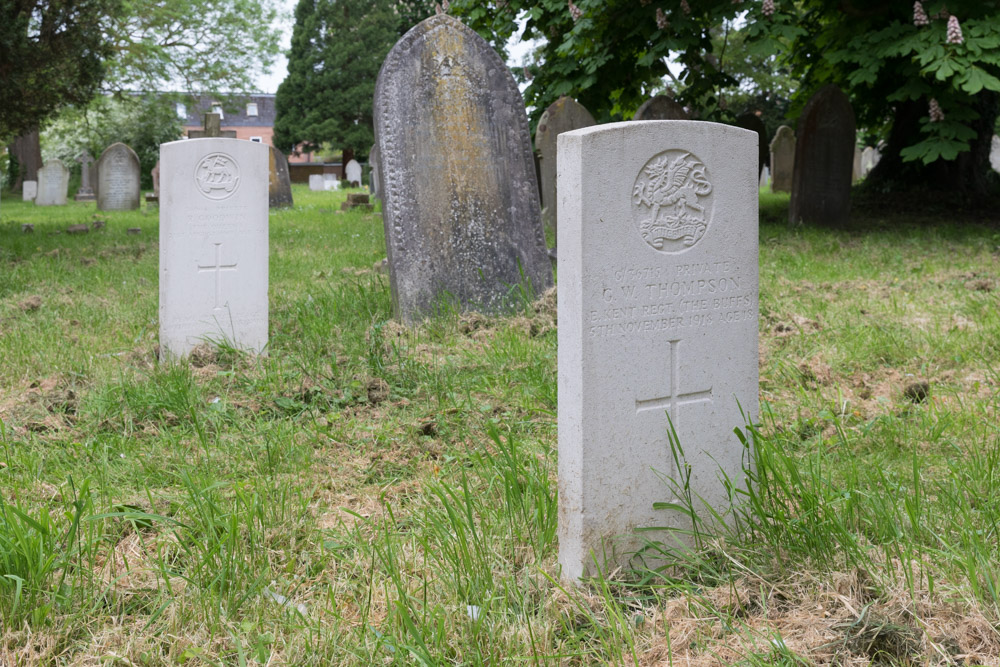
[[0, 185, 999, 664]]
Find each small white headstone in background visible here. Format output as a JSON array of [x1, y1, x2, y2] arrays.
[[759, 165, 770, 189], [557, 121, 759, 580], [159, 138, 269, 360], [345, 159, 362, 185], [309, 174, 324, 191], [23, 180, 38, 201], [36, 160, 69, 206], [323, 173, 339, 190]]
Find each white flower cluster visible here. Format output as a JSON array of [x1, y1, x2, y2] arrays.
[[656, 7, 669, 29], [928, 98, 945, 122], [680, 0, 691, 15], [568, 0, 582, 21], [762, 0, 775, 18], [913, 1, 929, 26], [946, 15, 963, 44]]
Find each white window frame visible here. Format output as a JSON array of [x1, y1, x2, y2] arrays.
[[211, 104, 224, 120], [249, 136, 263, 143], [246, 102, 259, 117]]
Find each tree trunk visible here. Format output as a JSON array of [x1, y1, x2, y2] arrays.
[[342, 147, 354, 180], [866, 91, 998, 201], [8, 129, 42, 192]]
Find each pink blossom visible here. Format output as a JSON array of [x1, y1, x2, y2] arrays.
[[656, 7, 669, 29], [946, 15, 963, 44], [762, 0, 775, 18], [913, 1, 929, 26], [680, 0, 691, 15], [928, 98, 945, 122], [568, 0, 582, 21]]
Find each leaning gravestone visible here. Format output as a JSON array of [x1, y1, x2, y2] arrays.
[[268, 146, 294, 208], [374, 14, 553, 320], [23, 180, 38, 201], [309, 174, 324, 191], [97, 142, 141, 211], [769, 125, 795, 192], [535, 96, 596, 243], [75, 150, 96, 201], [789, 84, 855, 226], [345, 159, 362, 186], [634, 95, 688, 121], [735, 113, 768, 177], [35, 159, 69, 206], [557, 121, 758, 580], [159, 139, 269, 359]]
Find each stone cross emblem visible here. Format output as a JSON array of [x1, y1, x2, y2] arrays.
[[635, 339, 713, 425], [198, 242, 238, 310], [188, 112, 237, 139], [77, 150, 95, 196]]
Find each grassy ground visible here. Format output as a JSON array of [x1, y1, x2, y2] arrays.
[[0, 186, 998, 665]]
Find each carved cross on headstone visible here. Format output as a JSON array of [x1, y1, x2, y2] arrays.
[[188, 112, 237, 139], [197, 242, 238, 310], [75, 150, 95, 200], [635, 339, 713, 425]]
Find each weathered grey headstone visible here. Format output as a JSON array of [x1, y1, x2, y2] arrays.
[[268, 146, 294, 208], [159, 139, 269, 359], [789, 85, 855, 226], [735, 113, 768, 177], [369, 144, 380, 200], [374, 14, 553, 320], [634, 95, 688, 121], [97, 142, 141, 211], [345, 159, 362, 186], [309, 174, 324, 191], [23, 180, 37, 201], [990, 135, 1000, 173], [852, 146, 862, 183], [152, 161, 160, 196], [35, 160, 69, 206], [768, 125, 795, 192], [860, 146, 876, 178], [75, 150, 96, 201], [535, 96, 596, 242], [557, 120, 758, 580], [759, 164, 770, 189], [188, 112, 237, 139]]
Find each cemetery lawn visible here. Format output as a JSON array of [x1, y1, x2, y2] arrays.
[[1, 187, 1000, 665]]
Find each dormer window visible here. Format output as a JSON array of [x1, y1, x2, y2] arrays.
[[175, 103, 186, 118], [212, 104, 224, 119], [247, 102, 258, 117]]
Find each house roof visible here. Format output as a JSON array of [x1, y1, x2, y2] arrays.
[[181, 94, 277, 128]]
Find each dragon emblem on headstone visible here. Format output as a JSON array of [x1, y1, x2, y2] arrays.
[[632, 150, 713, 253]]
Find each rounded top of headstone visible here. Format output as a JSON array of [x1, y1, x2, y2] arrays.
[[535, 96, 596, 150], [796, 84, 855, 134], [98, 142, 140, 165], [773, 125, 794, 140], [41, 158, 68, 171], [634, 95, 688, 121]]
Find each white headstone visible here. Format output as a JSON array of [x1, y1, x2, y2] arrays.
[[23, 180, 38, 201], [991, 135, 1000, 173], [322, 173, 340, 190], [557, 121, 759, 580], [860, 146, 876, 178], [345, 159, 362, 185], [759, 164, 770, 189], [35, 160, 69, 206], [159, 138, 269, 360], [309, 174, 324, 191]]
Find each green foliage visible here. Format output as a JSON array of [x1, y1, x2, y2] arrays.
[[0, 0, 121, 138], [42, 94, 182, 189], [274, 0, 430, 155]]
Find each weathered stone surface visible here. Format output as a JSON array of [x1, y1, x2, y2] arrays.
[[852, 146, 862, 183], [374, 14, 552, 320], [66, 224, 89, 234], [991, 135, 1000, 173], [187, 113, 237, 139], [152, 161, 160, 196], [23, 180, 37, 201], [268, 146, 294, 208], [768, 125, 795, 192], [36, 160, 69, 206], [75, 150, 96, 201], [345, 159, 362, 186], [557, 121, 758, 580], [789, 85, 855, 226], [735, 113, 768, 177], [159, 138, 269, 359], [860, 146, 879, 178], [97, 143, 141, 211], [309, 174, 324, 191], [369, 144, 380, 199], [634, 95, 688, 121], [535, 96, 595, 243]]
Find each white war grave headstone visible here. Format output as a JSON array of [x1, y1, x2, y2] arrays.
[[23, 180, 38, 201], [159, 139, 269, 359], [374, 14, 552, 320], [309, 174, 325, 191], [345, 159, 362, 186], [557, 121, 758, 579], [97, 142, 141, 211], [35, 159, 70, 206]]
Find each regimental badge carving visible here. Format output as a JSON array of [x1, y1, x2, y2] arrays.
[[195, 153, 240, 200], [632, 150, 713, 253]]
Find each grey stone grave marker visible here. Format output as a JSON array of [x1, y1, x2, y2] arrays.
[[23, 180, 37, 201], [97, 142, 141, 211], [789, 84, 855, 227], [75, 150, 96, 201], [735, 113, 768, 178], [557, 120, 758, 580], [309, 174, 324, 191], [374, 14, 552, 320], [535, 96, 595, 243], [369, 144, 380, 200], [188, 112, 236, 139], [991, 135, 1000, 173], [268, 146, 294, 208], [159, 138, 269, 359], [36, 160, 69, 206], [634, 95, 688, 121], [769, 125, 795, 192], [345, 159, 362, 186]]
